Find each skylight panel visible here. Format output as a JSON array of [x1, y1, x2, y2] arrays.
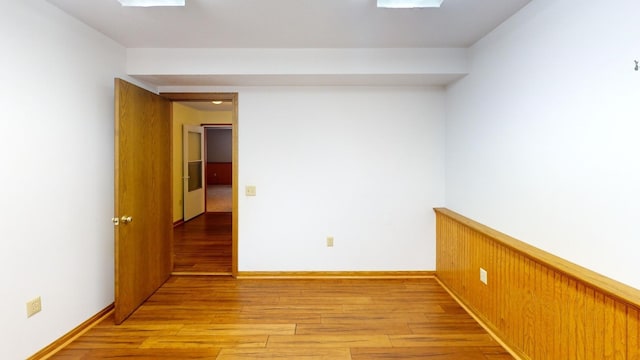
[[377, 0, 444, 8]]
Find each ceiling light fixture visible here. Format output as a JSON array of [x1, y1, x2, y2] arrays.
[[377, 0, 444, 8], [117, 0, 185, 7], [211, 101, 223, 105]]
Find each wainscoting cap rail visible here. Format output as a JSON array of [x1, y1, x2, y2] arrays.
[[433, 207, 640, 309]]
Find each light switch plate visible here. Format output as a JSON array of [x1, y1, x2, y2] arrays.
[[245, 185, 256, 196]]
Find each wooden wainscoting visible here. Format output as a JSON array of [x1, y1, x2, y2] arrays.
[[434, 208, 640, 360], [207, 162, 232, 185]]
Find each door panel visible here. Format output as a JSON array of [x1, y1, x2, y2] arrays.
[[183, 125, 205, 221], [114, 78, 172, 324]]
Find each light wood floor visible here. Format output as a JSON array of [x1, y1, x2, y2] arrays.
[[207, 185, 232, 213], [173, 213, 232, 273], [51, 277, 513, 359]]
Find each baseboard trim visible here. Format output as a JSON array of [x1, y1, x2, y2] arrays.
[[236, 271, 435, 279], [28, 303, 114, 360], [173, 219, 184, 228], [434, 276, 525, 360]]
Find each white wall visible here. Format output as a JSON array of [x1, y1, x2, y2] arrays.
[[445, 0, 640, 289], [0, 1, 131, 358], [128, 48, 468, 75], [234, 86, 445, 271]]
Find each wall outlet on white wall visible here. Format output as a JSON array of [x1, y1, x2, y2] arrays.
[[26, 296, 42, 318]]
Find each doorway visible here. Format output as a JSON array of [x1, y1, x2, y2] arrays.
[[205, 126, 233, 213], [164, 93, 238, 275], [113, 86, 238, 322]]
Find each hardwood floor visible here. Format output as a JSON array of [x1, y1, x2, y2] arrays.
[[51, 277, 513, 359], [206, 185, 232, 212], [173, 213, 232, 273]]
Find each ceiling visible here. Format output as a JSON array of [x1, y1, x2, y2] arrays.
[[46, 0, 531, 48], [178, 100, 233, 112]]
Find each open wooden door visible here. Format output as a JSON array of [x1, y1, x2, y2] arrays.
[[114, 78, 172, 324]]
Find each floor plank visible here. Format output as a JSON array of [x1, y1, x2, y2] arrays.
[[52, 348, 221, 359], [140, 335, 267, 349], [178, 324, 296, 336], [389, 333, 497, 347], [50, 277, 513, 360], [267, 334, 392, 348], [295, 322, 412, 335], [351, 346, 490, 360], [216, 348, 351, 360]]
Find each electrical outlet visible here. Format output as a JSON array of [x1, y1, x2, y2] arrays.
[[480, 268, 488, 285], [26, 296, 42, 318], [245, 185, 256, 196], [326, 236, 334, 247]]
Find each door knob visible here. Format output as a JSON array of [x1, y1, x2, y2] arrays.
[[120, 216, 133, 224]]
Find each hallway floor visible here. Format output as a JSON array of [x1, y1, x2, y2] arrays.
[[207, 185, 232, 212], [173, 212, 232, 274]]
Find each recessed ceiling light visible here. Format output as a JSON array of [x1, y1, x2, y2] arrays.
[[211, 101, 223, 105], [117, 0, 185, 7], [377, 0, 444, 8]]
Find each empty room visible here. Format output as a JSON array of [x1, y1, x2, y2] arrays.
[[2, 0, 640, 359]]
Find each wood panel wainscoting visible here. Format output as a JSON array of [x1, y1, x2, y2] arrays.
[[434, 208, 640, 360], [207, 162, 232, 185]]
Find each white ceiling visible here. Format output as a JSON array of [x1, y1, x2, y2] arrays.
[[46, 0, 531, 48], [178, 100, 233, 112]]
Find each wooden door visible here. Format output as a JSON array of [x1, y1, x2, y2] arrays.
[[114, 78, 172, 324], [183, 125, 205, 221]]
